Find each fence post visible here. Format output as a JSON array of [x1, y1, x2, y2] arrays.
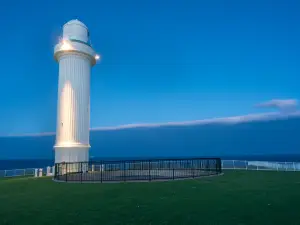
[[4, 170, 6, 177], [80, 162, 82, 183], [192, 160, 195, 178], [46, 167, 51, 176], [172, 168, 175, 180], [100, 162, 103, 183], [123, 161, 126, 182], [214, 160, 217, 175], [148, 160, 151, 181], [39, 168, 43, 177], [285, 162, 287, 171], [66, 163, 68, 182], [293, 162, 296, 172], [233, 160, 235, 169], [54, 165, 56, 179], [34, 168, 38, 177], [192, 166, 195, 178], [220, 159, 222, 173]]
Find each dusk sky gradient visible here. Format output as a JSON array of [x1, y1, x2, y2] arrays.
[[0, 0, 299, 135]]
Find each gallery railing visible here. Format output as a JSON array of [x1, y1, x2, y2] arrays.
[[54, 158, 222, 183]]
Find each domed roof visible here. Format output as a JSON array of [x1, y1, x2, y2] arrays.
[[63, 19, 88, 30]]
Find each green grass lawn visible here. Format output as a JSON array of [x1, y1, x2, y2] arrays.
[[0, 171, 300, 225]]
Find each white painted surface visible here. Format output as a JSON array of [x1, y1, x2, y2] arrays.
[[55, 146, 89, 163], [39, 168, 43, 177], [63, 19, 89, 43], [55, 54, 91, 146], [46, 166, 51, 176], [54, 19, 97, 164], [54, 41, 96, 65]]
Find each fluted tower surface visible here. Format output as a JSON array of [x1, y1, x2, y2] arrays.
[[54, 19, 98, 164]]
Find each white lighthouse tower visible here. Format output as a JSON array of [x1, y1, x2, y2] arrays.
[[54, 19, 98, 166]]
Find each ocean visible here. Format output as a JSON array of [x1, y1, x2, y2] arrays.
[[1, 117, 300, 170], [1, 154, 300, 170]]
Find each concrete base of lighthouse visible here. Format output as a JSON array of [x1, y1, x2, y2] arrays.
[[54, 145, 90, 174]]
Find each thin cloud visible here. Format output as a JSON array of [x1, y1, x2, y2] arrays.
[[256, 99, 298, 111], [90, 111, 300, 131], [1, 132, 55, 138], [2, 110, 300, 138]]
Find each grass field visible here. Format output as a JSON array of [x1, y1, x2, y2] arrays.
[[0, 170, 300, 225]]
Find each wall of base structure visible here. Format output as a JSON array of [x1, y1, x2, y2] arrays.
[[54, 52, 91, 163], [55, 146, 89, 163]]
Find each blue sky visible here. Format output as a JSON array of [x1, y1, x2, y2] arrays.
[[0, 0, 299, 135]]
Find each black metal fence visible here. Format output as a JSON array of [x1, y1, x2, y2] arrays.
[[54, 158, 222, 183]]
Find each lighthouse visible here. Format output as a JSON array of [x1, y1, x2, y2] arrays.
[[54, 19, 98, 167]]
